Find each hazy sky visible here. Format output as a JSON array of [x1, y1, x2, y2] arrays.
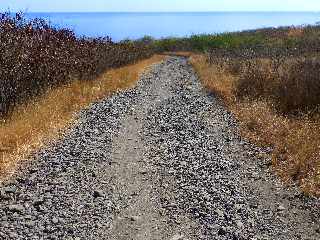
[[1, 0, 320, 12]]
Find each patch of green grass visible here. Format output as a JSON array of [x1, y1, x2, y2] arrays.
[[189, 33, 266, 51], [151, 31, 266, 53], [151, 25, 320, 57]]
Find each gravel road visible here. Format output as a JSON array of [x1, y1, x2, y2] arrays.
[[0, 57, 319, 240]]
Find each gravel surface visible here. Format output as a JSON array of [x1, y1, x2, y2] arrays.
[[0, 57, 319, 239]]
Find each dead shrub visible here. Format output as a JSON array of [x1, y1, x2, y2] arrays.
[[0, 12, 154, 117], [235, 57, 320, 113]]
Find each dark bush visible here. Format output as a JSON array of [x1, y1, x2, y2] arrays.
[[234, 56, 320, 113], [278, 57, 320, 112], [0, 13, 154, 117]]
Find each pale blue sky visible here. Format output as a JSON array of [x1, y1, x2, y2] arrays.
[[1, 0, 320, 12]]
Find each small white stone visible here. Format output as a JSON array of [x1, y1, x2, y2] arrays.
[[170, 234, 184, 240]]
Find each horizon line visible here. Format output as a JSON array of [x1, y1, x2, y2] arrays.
[[7, 10, 320, 14]]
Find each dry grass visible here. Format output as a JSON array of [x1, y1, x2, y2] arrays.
[[190, 55, 236, 104], [0, 55, 165, 182], [235, 57, 320, 113], [162, 51, 193, 57], [287, 27, 304, 37], [190, 54, 320, 196]]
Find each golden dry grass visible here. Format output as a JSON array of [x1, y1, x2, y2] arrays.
[[162, 51, 193, 57], [190, 55, 236, 104], [190, 54, 320, 196], [0, 55, 166, 182], [287, 27, 304, 37]]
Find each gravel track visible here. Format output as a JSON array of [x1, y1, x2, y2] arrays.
[[0, 57, 319, 239]]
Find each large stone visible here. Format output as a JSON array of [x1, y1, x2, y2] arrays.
[[93, 190, 104, 198], [7, 204, 24, 213], [170, 234, 184, 240]]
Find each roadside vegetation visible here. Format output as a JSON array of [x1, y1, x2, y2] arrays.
[[155, 26, 320, 196], [0, 12, 154, 117]]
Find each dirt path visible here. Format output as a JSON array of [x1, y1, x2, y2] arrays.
[[106, 72, 196, 239], [0, 57, 319, 240]]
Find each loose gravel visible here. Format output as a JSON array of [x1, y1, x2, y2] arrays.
[[0, 57, 319, 240]]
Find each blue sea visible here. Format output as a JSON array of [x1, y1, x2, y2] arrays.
[[25, 12, 320, 41]]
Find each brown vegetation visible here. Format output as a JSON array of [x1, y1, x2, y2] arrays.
[[235, 57, 320, 113], [162, 51, 193, 57], [0, 55, 165, 182], [190, 54, 320, 196], [0, 13, 153, 117]]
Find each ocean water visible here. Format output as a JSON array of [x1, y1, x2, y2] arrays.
[[25, 12, 320, 41]]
